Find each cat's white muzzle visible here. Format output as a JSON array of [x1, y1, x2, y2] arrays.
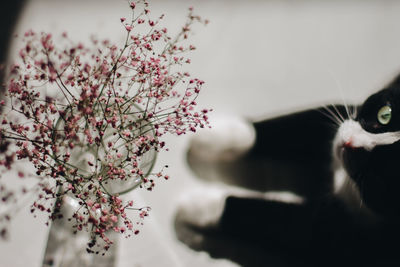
[[333, 119, 400, 158]]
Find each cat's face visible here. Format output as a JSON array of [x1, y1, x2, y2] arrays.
[[335, 81, 400, 218]]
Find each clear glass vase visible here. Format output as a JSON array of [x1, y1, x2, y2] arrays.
[[41, 106, 157, 267]]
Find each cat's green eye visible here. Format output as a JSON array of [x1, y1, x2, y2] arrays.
[[377, 105, 392, 125]]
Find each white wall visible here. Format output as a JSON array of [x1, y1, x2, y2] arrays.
[[2, 0, 400, 266]]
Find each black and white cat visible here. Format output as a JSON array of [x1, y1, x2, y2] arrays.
[[175, 75, 400, 267]]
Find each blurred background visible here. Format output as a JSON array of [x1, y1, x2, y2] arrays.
[[2, 0, 400, 266]]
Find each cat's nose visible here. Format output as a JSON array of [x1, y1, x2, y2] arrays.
[[343, 140, 354, 149]]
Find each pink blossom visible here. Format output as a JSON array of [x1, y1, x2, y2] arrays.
[[0, 0, 210, 255], [125, 25, 133, 32]]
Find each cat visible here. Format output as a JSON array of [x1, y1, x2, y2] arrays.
[[174, 74, 400, 267]]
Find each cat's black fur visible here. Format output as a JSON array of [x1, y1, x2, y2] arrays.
[[175, 75, 400, 267]]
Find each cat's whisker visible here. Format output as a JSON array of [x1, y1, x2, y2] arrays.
[[349, 105, 354, 120], [326, 69, 352, 120], [344, 102, 351, 120], [323, 104, 346, 124], [331, 104, 346, 123], [329, 106, 344, 124], [350, 105, 358, 120], [319, 106, 342, 126]]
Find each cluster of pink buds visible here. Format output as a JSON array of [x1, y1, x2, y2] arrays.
[[0, 0, 210, 253]]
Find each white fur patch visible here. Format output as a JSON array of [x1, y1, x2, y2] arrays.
[[263, 191, 305, 204], [176, 187, 228, 228], [176, 186, 305, 230], [332, 119, 388, 201], [333, 166, 348, 193], [333, 167, 377, 219], [334, 120, 400, 152], [332, 119, 388, 218], [188, 115, 256, 162]]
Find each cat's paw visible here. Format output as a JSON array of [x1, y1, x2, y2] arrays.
[[188, 115, 256, 162], [174, 187, 227, 248], [175, 187, 227, 228]]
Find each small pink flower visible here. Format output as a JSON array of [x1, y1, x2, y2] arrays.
[[125, 25, 133, 32], [111, 215, 118, 223]]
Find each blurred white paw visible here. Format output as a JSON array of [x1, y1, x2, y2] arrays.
[[175, 187, 227, 229], [188, 114, 256, 162]]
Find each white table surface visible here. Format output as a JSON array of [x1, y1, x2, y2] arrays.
[[2, 0, 400, 266]]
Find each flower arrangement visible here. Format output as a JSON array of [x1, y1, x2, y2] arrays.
[[0, 1, 209, 253]]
